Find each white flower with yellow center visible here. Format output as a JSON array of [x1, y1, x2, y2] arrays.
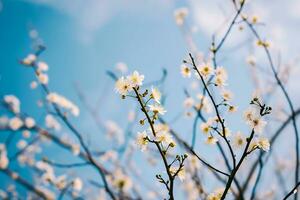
[[128, 71, 144, 87], [115, 76, 132, 95], [180, 64, 191, 78], [148, 104, 167, 115], [155, 131, 174, 145], [136, 131, 148, 151], [198, 63, 213, 77], [200, 122, 211, 134], [151, 87, 161, 103]]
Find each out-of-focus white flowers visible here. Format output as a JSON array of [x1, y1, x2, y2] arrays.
[[17, 140, 27, 149], [206, 136, 218, 145], [47, 93, 79, 117], [186, 154, 201, 172], [221, 89, 233, 101], [45, 114, 61, 131], [37, 73, 49, 85], [37, 61, 49, 72], [36, 187, 56, 200], [183, 97, 194, 109], [115, 62, 128, 74], [30, 81, 38, 89], [0, 116, 9, 128], [4, 95, 20, 114], [127, 110, 136, 122], [195, 94, 212, 113], [246, 55, 256, 66], [207, 188, 224, 200], [215, 66, 228, 87], [71, 144, 80, 156], [0, 144, 9, 169], [24, 117, 35, 129], [54, 175, 67, 189], [108, 169, 133, 192], [100, 150, 118, 162], [22, 54, 36, 66], [105, 120, 124, 145], [174, 7, 189, 26], [72, 178, 83, 191], [9, 117, 23, 131], [233, 132, 245, 148]]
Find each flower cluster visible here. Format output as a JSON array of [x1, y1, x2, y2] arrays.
[[136, 124, 176, 152], [0, 144, 9, 169], [21, 54, 49, 85], [115, 70, 144, 96], [181, 62, 237, 114], [116, 70, 188, 198], [4, 95, 20, 114], [47, 92, 80, 117], [243, 95, 271, 152]]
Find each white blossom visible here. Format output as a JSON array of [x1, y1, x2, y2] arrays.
[[47, 93, 79, 116], [4, 95, 20, 113], [0, 144, 9, 169], [9, 117, 23, 130]]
